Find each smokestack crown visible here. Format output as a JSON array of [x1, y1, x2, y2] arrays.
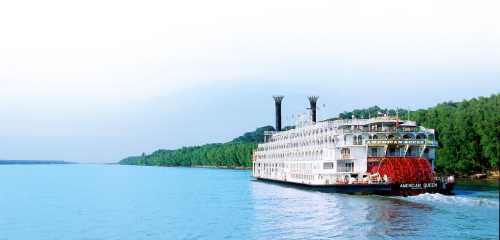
[[308, 96, 319, 103], [273, 96, 284, 103]]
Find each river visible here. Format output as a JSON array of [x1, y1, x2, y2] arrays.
[[0, 164, 498, 240]]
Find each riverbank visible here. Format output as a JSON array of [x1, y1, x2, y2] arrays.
[[455, 170, 500, 180], [191, 165, 251, 170]]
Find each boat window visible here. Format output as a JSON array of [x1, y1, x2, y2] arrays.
[[323, 162, 334, 169], [346, 162, 354, 172], [341, 148, 351, 159], [370, 148, 377, 157]]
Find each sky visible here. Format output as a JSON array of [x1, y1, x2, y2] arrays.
[[0, 0, 499, 162]]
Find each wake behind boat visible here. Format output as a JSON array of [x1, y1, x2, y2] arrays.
[[252, 96, 455, 196]]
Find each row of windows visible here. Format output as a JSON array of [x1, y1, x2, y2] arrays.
[[261, 132, 434, 152], [323, 162, 334, 169], [369, 133, 433, 140], [262, 133, 427, 153], [255, 161, 354, 174], [337, 161, 354, 172], [322, 161, 355, 172], [340, 148, 351, 159], [254, 162, 318, 172], [258, 137, 335, 151], [346, 134, 430, 144], [255, 147, 354, 161], [268, 126, 337, 143], [254, 163, 281, 175], [367, 147, 433, 157], [255, 162, 283, 168], [254, 149, 324, 160], [291, 174, 314, 181], [352, 135, 363, 145]]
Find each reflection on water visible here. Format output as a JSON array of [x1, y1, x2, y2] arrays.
[[367, 198, 432, 239], [250, 179, 499, 240]]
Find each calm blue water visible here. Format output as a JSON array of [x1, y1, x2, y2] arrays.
[[0, 164, 498, 240]]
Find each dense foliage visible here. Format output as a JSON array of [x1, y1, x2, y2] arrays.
[[410, 94, 499, 175], [230, 126, 275, 143], [120, 143, 257, 168], [120, 94, 499, 175], [119, 126, 275, 167]]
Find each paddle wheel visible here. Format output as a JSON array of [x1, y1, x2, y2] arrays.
[[369, 157, 434, 183], [368, 157, 436, 195]]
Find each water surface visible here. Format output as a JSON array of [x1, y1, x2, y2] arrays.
[[0, 165, 498, 240]]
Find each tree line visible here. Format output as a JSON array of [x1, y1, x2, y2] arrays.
[[120, 143, 257, 168], [410, 94, 498, 174], [120, 94, 499, 175], [119, 126, 273, 168]]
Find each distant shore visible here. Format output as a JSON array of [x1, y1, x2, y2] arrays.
[[0, 160, 72, 165]]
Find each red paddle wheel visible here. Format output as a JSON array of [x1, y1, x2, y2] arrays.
[[369, 157, 434, 184]]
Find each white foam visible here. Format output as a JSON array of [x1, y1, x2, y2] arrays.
[[403, 193, 499, 208]]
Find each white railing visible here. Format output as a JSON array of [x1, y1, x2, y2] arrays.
[[317, 173, 390, 185]]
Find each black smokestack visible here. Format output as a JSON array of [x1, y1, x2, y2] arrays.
[[273, 96, 284, 131], [308, 96, 319, 123]]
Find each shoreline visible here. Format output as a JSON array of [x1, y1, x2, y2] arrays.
[[454, 170, 499, 180], [191, 165, 251, 170], [119, 164, 252, 170]]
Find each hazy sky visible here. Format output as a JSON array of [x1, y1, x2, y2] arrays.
[[1, 0, 499, 162]]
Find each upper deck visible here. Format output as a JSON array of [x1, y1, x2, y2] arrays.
[[261, 116, 436, 145], [254, 117, 438, 161]]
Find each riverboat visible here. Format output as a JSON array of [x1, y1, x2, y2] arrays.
[[252, 96, 455, 196]]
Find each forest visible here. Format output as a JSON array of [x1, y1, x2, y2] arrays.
[[120, 94, 499, 175], [119, 126, 273, 168], [410, 94, 498, 174]]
